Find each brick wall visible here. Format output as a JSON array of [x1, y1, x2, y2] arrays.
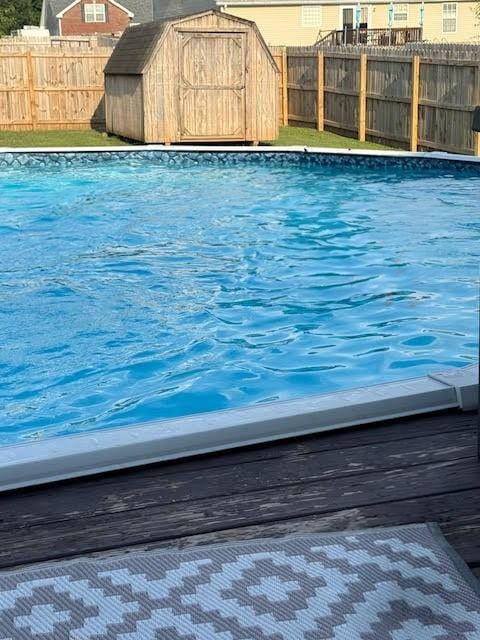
[[60, 0, 130, 36]]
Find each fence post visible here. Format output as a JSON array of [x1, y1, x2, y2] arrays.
[[26, 52, 38, 131], [358, 53, 367, 142], [474, 64, 480, 156], [410, 55, 420, 152], [282, 48, 288, 127], [317, 51, 324, 132]]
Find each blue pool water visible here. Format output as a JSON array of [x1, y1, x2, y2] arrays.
[[0, 153, 479, 444]]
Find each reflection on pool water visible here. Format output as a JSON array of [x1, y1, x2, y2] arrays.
[[0, 154, 478, 444]]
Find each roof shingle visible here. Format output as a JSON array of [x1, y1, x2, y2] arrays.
[[104, 19, 167, 75], [104, 4, 219, 75]]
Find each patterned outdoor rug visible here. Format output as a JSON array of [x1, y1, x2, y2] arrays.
[[1, 523, 479, 639]]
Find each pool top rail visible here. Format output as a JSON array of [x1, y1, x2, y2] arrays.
[[0, 364, 477, 492]]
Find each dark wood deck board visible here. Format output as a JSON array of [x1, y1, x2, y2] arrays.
[[0, 409, 478, 572]]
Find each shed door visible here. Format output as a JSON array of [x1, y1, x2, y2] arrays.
[[178, 31, 246, 140]]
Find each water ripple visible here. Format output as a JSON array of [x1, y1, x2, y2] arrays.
[[0, 161, 478, 443]]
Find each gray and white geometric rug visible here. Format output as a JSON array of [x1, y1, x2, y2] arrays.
[[1, 523, 479, 639]]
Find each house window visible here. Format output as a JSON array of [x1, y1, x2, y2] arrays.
[[301, 6, 322, 27], [84, 3, 107, 23], [442, 3, 457, 32], [393, 4, 408, 22]]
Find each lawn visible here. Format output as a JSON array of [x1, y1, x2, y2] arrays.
[[0, 129, 130, 148], [274, 126, 392, 150], [0, 126, 392, 150]]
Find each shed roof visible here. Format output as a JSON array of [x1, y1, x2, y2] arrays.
[[104, 9, 258, 76], [104, 20, 168, 75]]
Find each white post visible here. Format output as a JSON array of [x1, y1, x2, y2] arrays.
[[420, 0, 425, 38], [388, 2, 394, 45], [356, 2, 361, 44]]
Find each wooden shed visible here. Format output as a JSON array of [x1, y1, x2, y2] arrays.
[[104, 10, 279, 144]]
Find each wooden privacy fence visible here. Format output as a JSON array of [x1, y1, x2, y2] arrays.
[[0, 49, 111, 131], [0, 45, 479, 155], [280, 47, 480, 155]]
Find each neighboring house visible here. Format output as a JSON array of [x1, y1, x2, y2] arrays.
[[41, 0, 480, 42], [40, 0, 217, 36], [41, 0, 134, 35], [217, 0, 480, 45]]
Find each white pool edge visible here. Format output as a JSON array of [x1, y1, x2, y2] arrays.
[[0, 144, 479, 163], [0, 364, 477, 492], [1, 145, 478, 492]]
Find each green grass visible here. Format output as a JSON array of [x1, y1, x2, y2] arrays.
[[0, 129, 129, 148], [272, 126, 392, 150], [0, 126, 392, 150]]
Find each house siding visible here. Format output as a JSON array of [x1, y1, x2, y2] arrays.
[[60, 0, 131, 35], [421, 2, 479, 42], [223, 2, 480, 45], [223, 5, 320, 45]]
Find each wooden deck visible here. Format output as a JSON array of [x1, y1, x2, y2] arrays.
[[0, 409, 479, 575]]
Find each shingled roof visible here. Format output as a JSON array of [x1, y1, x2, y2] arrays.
[[104, 5, 225, 75], [104, 20, 168, 75], [153, 0, 217, 20]]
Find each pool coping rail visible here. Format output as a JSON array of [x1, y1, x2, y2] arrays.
[[0, 364, 477, 492]]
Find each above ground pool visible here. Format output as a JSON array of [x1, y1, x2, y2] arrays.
[[0, 150, 479, 445]]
